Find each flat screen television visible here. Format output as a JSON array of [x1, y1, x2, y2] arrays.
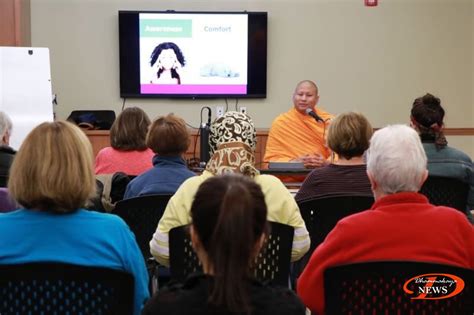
[[119, 11, 267, 99]]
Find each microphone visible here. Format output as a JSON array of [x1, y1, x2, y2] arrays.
[[200, 107, 212, 165], [305, 108, 325, 123]]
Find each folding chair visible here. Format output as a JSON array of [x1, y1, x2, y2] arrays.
[[419, 175, 469, 212], [0, 262, 134, 314], [169, 222, 294, 287], [324, 261, 474, 315]]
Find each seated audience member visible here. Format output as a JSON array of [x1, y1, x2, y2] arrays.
[[95, 107, 154, 175], [142, 174, 305, 315], [411, 93, 474, 214], [264, 80, 334, 168], [124, 114, 195, 198], [295, 112, 373, 202], [0, 121, 149, 315], [150, 111, 310, 266], [297, 125, 474, 315], [0, 111, 15, 187]]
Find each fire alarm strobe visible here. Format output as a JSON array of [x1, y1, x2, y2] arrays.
[[365, 0, 378, 6]]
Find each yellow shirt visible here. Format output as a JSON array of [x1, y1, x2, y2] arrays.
[[150, 170, 310, 266], [264, 107, 334, 162]]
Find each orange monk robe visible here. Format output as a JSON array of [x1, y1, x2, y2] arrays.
[[264, 107, 334, 163]]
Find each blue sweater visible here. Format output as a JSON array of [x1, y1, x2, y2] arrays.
[[0, 209, 149, 315], [124, 155, 196, 199]]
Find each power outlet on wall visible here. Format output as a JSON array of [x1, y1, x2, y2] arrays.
[[239, 107, 247, 115], [216, 106, 224, 118]]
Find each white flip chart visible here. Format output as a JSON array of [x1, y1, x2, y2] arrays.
[[0, 47, 54, 150]]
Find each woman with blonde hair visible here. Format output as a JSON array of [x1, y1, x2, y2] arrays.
[[0, 121, 149, 315], [95, 107, 154, 175]]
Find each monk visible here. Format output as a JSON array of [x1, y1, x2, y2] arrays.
[[264, 80, 334, 168]]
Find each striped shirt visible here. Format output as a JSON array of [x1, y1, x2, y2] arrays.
[[295, 164, 372, 203]]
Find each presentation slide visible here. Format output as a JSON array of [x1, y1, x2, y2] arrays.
[[139, 13, 248, 95]]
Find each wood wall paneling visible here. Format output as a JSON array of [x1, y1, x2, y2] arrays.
[[85, 128, 473, 167], [0, 0, 31, 46]]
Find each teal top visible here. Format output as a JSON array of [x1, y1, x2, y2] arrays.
[[0, 208, 150, 314]]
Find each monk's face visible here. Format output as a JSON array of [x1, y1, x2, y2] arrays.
[[293, 82, 319, 115]]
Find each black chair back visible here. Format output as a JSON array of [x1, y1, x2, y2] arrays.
[[298, 196, 374, 255], [325, 261, 474, 315], [419, 175, 469, 211], [169, 222, 294, 286], [0, 262, 134, 315], [113, 194, 172, 260]]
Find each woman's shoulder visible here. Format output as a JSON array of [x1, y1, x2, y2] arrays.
[[254, 173, 286, 185], [250, 282, 306, 315], [96, 146, 115, 156], [142, 275, 208, 315], [425, 144, 472, 163], [181, 172, 208, 186], [143, 275, 305, 315], [119, 148, 154, 157], [96, 147, 131, 162], [253, 175, 296, 202], [73, 209, 131, 233], [442, 146, 472, 163], [169, 173, 210, 202]]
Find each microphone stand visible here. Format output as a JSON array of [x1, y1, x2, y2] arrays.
[[199, 107, 212, 166]]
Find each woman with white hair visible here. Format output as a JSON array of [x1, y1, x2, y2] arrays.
[[150, 111, 310, 267], [297, 125, 474, 315], [0, 111, 15, 187]]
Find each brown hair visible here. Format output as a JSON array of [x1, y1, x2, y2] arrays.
[[9, 121, 96, 213], [327, 112, 373, 159], [146, 114, 190, 156], [191, 174, 268, 313], [411, 93, 447, 149], [110, 107, 151, 151]]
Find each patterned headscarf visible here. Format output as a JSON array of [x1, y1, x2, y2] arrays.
[[209, 111, 257, 154], [206, 111, 259, 177]]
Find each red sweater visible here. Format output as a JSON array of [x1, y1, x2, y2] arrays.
[[297, 192, 474, 314]]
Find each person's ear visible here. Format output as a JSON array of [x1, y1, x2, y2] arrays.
[[315, 95, 320, 105], [367, 171, 377, 192], [420, 169, 428, 187], [410, 116, 419, 130], [2, 130, 10, 146]]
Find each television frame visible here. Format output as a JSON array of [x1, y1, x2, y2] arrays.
[[118, 10, 268, 99]]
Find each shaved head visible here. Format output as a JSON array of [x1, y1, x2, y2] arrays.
[[295, 80, 318, 96], [293, 80, 320, 114]]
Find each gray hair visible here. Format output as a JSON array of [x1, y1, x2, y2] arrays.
[[0, 111, 12, 139], [366, 124, 427, 194]]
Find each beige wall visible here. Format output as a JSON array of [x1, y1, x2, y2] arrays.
[[31, 0, 474, 156]]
